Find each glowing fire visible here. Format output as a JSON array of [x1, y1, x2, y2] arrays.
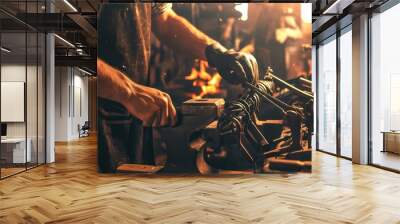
[[185, 60, 222, 99]]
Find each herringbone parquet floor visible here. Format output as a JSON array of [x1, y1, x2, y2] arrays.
[[1, 135, 400, 224]]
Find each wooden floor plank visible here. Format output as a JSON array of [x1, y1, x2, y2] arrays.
[[0, 135, 400, 223]]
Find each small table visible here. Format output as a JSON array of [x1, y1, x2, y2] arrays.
[[1, 138, 31, 164], [381, 131, 400, 154]]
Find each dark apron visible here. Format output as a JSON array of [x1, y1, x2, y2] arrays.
[[97, 3, 158, 173]]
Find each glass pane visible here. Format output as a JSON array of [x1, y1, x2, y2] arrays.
[[317, 36, 337, 154], [339, 29, 352, 158], [371, 4, 400, 171], [26, 0, 39, 169], [38, 32, 45, 165], [1, 31, 27, 177], [27, 31, 38, 169]]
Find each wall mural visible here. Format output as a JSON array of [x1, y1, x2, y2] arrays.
[[97, 3, 313, 174]]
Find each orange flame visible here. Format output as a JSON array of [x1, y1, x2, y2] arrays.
[[185, 60, 222, 99]]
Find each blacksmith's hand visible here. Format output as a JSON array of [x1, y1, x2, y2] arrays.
[[205, 43, 259, 85]]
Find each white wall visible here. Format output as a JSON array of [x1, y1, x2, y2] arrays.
[[55, 67, 70, 141], [55, 67, 89, 141], [1, 64, 41, 137], [1, 65, 26, 139], [1, 63, 46, 164]]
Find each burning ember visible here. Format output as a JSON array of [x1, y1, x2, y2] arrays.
[[185, 60, 222, 99]]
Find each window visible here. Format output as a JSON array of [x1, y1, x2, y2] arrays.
[[370, 3, 400, 171], [317, 35, 337, 154], [0, 1, 46, 179], [339, 28, 352, 158]]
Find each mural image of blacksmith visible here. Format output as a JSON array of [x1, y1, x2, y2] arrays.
[[97, 3, 259, 172]]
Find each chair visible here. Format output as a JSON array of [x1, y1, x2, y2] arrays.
[[79, 121, 90, 138]]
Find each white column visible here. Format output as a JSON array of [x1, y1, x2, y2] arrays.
[[46, 33, 55, 163], [46, 1, 55, 163], [352, 14, 369, 164]]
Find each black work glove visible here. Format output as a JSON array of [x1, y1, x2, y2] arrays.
[[205, 43, 259, 85]]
